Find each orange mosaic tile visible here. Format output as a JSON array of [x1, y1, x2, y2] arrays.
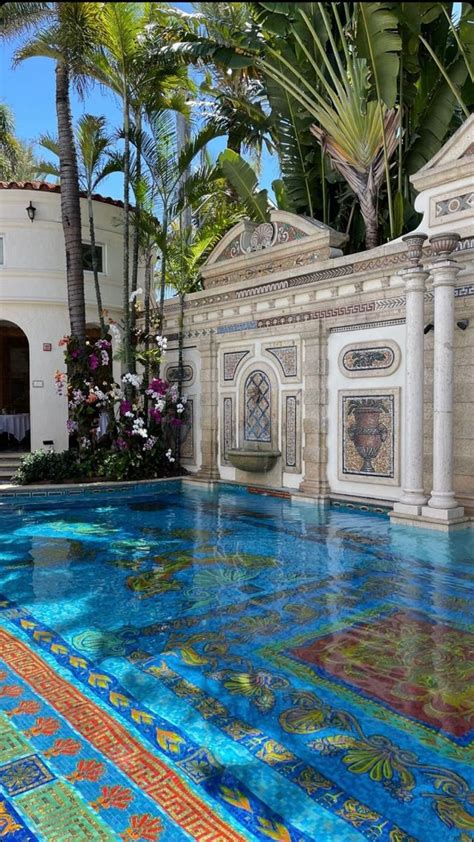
[[0, 629, 245, 842]]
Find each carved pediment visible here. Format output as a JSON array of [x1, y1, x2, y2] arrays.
[[215, 219, 308, 263], [205, 211, 346, 267]]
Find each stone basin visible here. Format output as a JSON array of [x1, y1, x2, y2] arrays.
[[227, 449, 281, 473]]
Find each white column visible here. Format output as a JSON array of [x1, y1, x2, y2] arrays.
[[422, 233, 464, 522], [394, 233, 429, 515]]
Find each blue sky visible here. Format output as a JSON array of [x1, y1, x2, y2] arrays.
[[0, 2, 280, 200]]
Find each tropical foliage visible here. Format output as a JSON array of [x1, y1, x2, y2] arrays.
[[0, 103, 38, 181], [154, 0, 473, 248]]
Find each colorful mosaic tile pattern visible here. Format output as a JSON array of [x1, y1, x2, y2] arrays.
[[1, 484, 474, 841], [0, 636, 245, 841]]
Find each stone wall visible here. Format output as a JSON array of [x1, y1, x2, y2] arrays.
[[163, 117, 474, 517]]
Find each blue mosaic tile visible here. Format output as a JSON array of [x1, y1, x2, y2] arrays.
[[0, 755, 54, 796]]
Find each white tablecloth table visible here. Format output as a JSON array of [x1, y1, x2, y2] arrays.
[[0, 413, 30, 441]]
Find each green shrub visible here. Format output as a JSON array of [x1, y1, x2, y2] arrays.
[[14, 449, 81, 485], [97, 449, 168, 482]]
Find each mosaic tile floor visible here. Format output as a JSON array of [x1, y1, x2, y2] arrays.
[[0, 482, 473, 841]]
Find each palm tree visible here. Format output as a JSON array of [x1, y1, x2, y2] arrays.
[[1, 2, 104, 345], [0, 103, 38, 180], [37, 115, 120, 334], [139, 113, 225, 342], [85, 3, 190, 373]]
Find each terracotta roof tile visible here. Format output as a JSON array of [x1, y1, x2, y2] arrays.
[[0, 180, 125, 209]]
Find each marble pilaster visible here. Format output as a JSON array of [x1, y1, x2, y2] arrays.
[[299, 323, 330, 499], [196, 334, 220, 481], [394, 234, 429, 516], [422, 233, 465, 522]]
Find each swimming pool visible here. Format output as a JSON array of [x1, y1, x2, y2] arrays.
[[0, 482, 472, 841]]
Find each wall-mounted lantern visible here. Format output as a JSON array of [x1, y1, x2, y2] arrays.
[[26, 200, 36, 222]]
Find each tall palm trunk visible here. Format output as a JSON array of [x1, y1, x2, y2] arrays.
[[87, 193, 105, 334], [130, 110, 142, 338], [122, 96, 132, 374], [175, 290, 185, 465], [143, 247, 153, 415], [56, 60, 86, 344], [156, 206, 168, 378]]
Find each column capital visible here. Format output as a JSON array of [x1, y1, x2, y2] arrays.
[[428, 259, 461, 288], [400, 266, 429, 293]]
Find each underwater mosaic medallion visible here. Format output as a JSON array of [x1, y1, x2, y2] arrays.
[[339, 388, 400, 484], [286, 609, 474, 742]]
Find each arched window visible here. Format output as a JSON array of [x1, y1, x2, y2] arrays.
[[244, 370, 271, 443]]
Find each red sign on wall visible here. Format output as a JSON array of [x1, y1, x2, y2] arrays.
[[43, 343, 52, 352]]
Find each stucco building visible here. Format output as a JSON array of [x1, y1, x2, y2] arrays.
[[0, 181, 132, 464]]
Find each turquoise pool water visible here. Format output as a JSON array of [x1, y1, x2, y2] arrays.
[[0, 482, 473, 841]]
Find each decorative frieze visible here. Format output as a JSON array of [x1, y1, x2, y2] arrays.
[[330, 318, 405, 334], [184, 237, 471, 313], [223, 350, 249, 381], [339, 389, 400, 485], [179, 283, 473, 340], [338, 340, 401, 378]]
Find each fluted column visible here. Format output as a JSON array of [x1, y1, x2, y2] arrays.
[[299, 322, 330, 499], [421, 233, 464, 522], [394, 233, 429, 516], [196, 333, 220, 480]]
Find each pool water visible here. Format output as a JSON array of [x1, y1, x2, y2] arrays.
[[0, 482, 473, 841]]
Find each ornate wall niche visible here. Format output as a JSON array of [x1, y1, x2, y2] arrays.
[[263, 341, 300, 381], [238, 361, 279, 452], [338, 388, 400, 485], [180, 398, 194, 461], [164, 362, 195, 387], [221, 395, 234, 465], [282, 390, 302, 473], [338, 339, 401, 378], [222, 349, 250, 383]]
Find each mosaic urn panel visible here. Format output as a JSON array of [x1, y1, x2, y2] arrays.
[[338, 340, 400, 378], [339, 389, 400, 484]]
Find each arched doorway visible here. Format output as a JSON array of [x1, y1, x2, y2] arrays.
[[0, 320, 30, 451]]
